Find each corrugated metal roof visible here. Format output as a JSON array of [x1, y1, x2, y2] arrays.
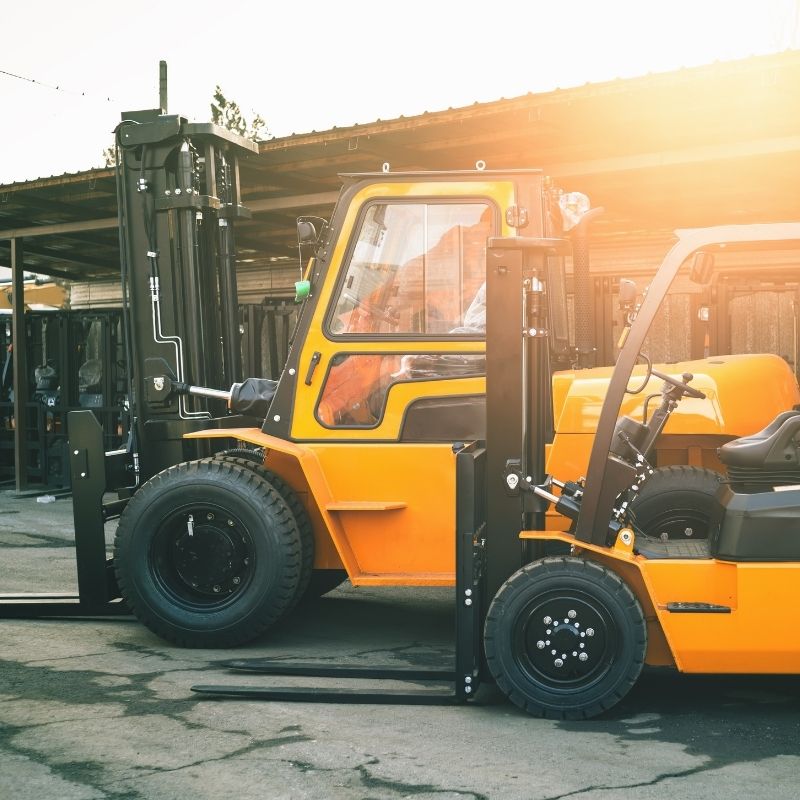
[[1, 49, 799, 282]]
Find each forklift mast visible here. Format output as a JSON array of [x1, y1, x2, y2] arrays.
[[115, 110, 258, 481]]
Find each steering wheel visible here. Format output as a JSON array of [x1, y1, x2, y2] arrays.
[[344, 292, 399, 329], [650, 369, 706, 399]]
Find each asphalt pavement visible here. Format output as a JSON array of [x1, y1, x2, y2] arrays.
[[1, 488, 799, 800]]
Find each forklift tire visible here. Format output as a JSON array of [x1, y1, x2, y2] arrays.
[[114, 459, 302, 648], [628, 465, 722, 540], [484, 557, 646, 720], [211, 455, 314, 608]]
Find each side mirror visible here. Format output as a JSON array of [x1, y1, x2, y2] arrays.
[[618, 278, 637, 311], [690, 251, 714, 285], [297, 218, 318, 246]]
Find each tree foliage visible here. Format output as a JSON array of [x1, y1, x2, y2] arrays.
[[211, 86, 267, 142]]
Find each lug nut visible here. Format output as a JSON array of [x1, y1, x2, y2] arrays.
[[554, 658, 564, 668], [536, 640, 545, 649], [568, 610, 577, 619], [543, 616, 552, 625], [586, 628, 595, 637], [579, 652, 589, 662]]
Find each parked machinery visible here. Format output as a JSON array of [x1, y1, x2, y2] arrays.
[[6, 106, 800, 719], [0, 309, 128, 488]]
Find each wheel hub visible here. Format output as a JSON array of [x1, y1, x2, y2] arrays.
[[518, 596, 610, 684], [151, 505, 254, 604]]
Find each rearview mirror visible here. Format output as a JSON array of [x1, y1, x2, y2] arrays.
[[690, 251, 714, 284], [297, 218, 318, 246]]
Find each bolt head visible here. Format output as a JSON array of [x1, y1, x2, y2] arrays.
[[465, 685, 472, 694], [464, 598, 473, 606]]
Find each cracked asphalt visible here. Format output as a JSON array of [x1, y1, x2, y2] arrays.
[[1, 489, 800, 799]]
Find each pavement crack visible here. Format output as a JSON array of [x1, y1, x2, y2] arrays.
[[101, 734, 313, 785], [356, 761, 489, 799], [538, 764, 713, 800]]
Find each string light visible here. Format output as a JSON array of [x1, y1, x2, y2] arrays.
[[0, 68, 114, 101]]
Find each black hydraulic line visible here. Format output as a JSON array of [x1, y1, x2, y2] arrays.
[[114, 127, 137, 435], [217, 169, 242, 383], [524, 271, 548, 537], [177, 142, 207, 392]]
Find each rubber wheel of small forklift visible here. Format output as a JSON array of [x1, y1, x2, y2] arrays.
[[212, 454, 314, 608], [628, 465, 722, 540], [484, 557, 646, 720], [114, 459, 302, 648]]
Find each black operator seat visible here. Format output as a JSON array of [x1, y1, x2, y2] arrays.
[[718, 409, 800, 469]]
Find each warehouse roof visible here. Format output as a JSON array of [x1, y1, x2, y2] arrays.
[[1, 49, 799, 281]]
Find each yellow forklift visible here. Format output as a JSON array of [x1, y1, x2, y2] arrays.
[[189, 221, 800, 718], [3, 107, 799, 717]]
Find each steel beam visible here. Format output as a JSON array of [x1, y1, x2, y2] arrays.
[[11, 238, 28, 492], [0, 217, 117, 240]]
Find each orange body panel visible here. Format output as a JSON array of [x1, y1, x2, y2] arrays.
[[547, 353, 800, 480], [185, 428, 456, 584], [521, 529, 800, 674]]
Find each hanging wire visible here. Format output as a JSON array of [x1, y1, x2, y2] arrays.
[[0, 68, 114, 101]]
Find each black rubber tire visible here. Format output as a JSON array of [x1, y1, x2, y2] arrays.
[[211, 455, 314, 609], [629, 465, 723, 540], [484, 557, 646, 720], [114, 459, 302, 648], [217, 446, 265, 463]]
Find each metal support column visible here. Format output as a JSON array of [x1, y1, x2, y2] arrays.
[[11, 237, 28, 493]]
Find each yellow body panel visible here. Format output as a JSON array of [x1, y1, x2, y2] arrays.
[[547, 353, 800, 481], [521, 529, 800, 674]]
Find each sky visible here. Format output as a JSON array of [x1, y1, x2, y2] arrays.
[[0, 0, 799, 185]]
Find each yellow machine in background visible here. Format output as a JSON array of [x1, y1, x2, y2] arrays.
[[0, 279, 67, 310]]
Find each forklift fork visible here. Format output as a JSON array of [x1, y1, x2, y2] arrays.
[[191, 445, 486, 705], [0, 411, 129, 618]]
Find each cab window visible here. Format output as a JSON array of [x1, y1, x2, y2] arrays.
[[317, 352, 486, 428], [328, 202, 492, 337]]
